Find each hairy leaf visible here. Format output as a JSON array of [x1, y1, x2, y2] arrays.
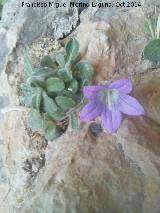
[[67, 79, 78, 94], [74, 60, 94, 80], [33, 67, 56, 78], [63, 90, 73, 98], [144, 18, 157, 38], [70, 53, 81, 66], [43, 92, 58, 115], [24, 53, 33, 79], [21, 83, 32, 93], [72, 92, 83, 103], [28, 108, 44, 130], [66, 38, 79, 63], [156, 14, 160, 39], [43, 118, 59, 140], [28, 68, 56, 87], [80, 79, 89, 89], [143, 38, 160, 61], [21, 85, 39, 107], [47, 77, 65, 92], [32, 87, 42, 110], [56, 53, 65, 67], [58, 66, 73, 82], [45, 125, 60, 141], [49, 109, 66, 121], [70, 112, 80, 130], [41, 55, 57, 69], [55, 96, 76, 110]]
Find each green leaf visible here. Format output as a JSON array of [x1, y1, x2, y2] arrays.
[[43, 92, 58, 115], [66, 38, 79, 63], [62, 90, 73, 98], [45, 125, 60, 141], [24, 53, 33, 79], [156, 14, 160, 39], [21, 86, 39, 107], [24, 85, 42, 97], [28, 108, 44, 130], [67, 79, 78, 94], [43, 119, 60, 140], [144, 19, 157, 38], [32, 68, 56, 78], [56, 54, 65, 67], [0, 0, 6, 5], [74, 60, 94, 80], [32, 87, 42, 110], [21, 94, 33, 107], [58, 65, 73, 82], [47, 77, 65, 92], [30, 80, 46, 88], [70, 53, 81, 66], [21, 83, 32, 93], [49, 109, 66, 121], [80, 79, 89, 89], [143, 38, 160, 62], [55, 96, 76, 111], [41, 55, 57, 69], [28, 68, 57, 87], [72, 92, 83, 103], [70, 112, 80, 130]]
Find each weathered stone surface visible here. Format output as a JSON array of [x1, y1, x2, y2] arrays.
[[2, 0, 78, 42], [0, 0, 78, 74], [0, 96, 9, 109], [133, 71, 160, 125], [0, 110, 46, 211], [19, 114, 160, 213]]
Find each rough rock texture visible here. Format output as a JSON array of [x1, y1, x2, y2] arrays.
[[0, 0, 78, 73], [0, 0, 160, 212], [21, 115, 160, 213]]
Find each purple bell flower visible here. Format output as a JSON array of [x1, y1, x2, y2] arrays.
[[80, 79, 145, 133]]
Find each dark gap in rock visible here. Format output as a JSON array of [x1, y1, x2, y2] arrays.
[[59, 0, 89, 40], [89, 123, 102, 137], [74, 0, 89, 14]]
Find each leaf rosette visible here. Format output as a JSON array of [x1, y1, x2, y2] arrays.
[[21, 39, 94, 140]]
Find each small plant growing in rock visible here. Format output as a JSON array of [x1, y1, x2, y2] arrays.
[[143, 14, 160, 62], [21, 38, 94, 140]]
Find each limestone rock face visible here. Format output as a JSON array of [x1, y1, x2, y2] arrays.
[[18, 71, 160, 213], [0, 0, 160, 212], [0, 0, 78, 73]]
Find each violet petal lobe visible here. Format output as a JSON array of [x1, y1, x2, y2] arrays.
[[108, 79, 132, 94], [118, 93, 145, 116], [83, 85, 106, 100], [102, 106, 122, 133], [80, 101, 103, 122]]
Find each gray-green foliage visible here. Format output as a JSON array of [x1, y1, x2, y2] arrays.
[[21, 38, 94, 140], [143, 38, 160, 62], [143, 14, 160, 61], [0, 0, 6, 17]]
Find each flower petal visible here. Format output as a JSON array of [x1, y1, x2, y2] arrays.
[[83, 85, 106, 99], [80, 101, 103, 122], [118, 93, 145, 115], [108, 79, 132, 94], [102, 106, 122, 133]]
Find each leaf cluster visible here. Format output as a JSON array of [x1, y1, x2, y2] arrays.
[[143, 14, 160, 62], [21, 39, 94, 140]]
